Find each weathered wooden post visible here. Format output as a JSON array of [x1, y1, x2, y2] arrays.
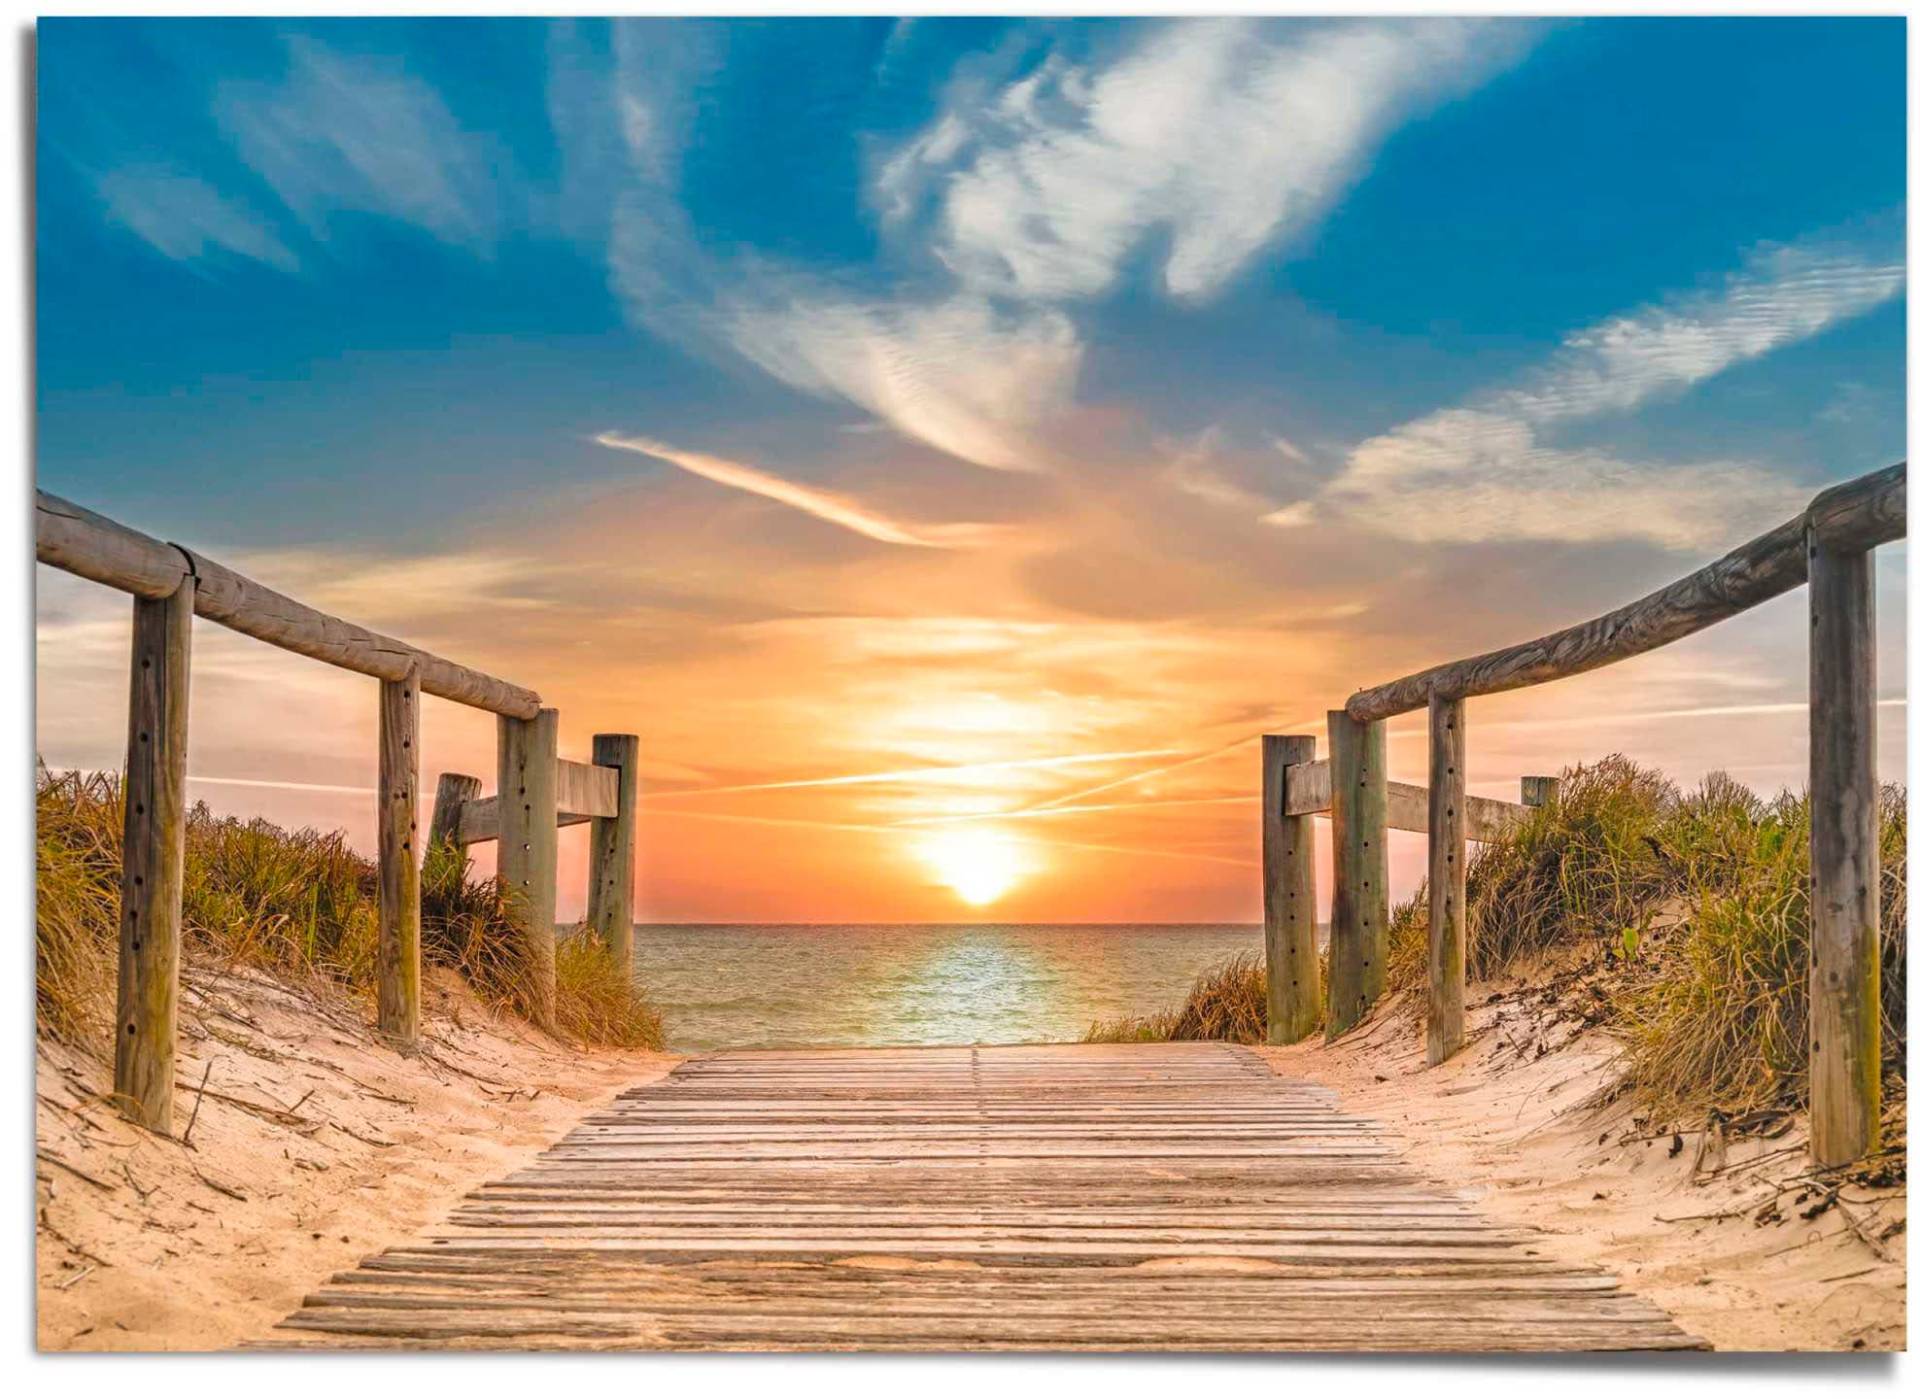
[[1326, 710, 1388, 1038], [1807, 530, 1880, 1165], [586, 733, 641, 975], [376, 667, 422, 1044], [428, 772, 482, 852], [116, 576, 194, 1133], [498, 708, 559, 1027], [1427, 694, 1468, 1066], [1261, 735, 1320, 1043], [1521, 775, 1560, 809]]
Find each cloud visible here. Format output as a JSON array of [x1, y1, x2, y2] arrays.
[[218, 37, 498, 247], [596, 432, 999, 547], [1285, 238, 1906, 548], [715, 290, 1081, 472], [879, 18, 1525, 305], [94, 166, 299, 272]]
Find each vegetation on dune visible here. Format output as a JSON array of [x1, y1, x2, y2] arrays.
[[1087, 755, 1907, 1119], [36, 767, 662, 1052], [1086, 952, 1268, 1044]]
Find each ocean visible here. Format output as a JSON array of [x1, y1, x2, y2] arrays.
[[629, 923, 1266, 1051]]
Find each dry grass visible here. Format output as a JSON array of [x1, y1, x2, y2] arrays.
[[35, 767, 663, 1053], [1086, 756, 1907, 1119], [1086, 951, 1271, 1045]]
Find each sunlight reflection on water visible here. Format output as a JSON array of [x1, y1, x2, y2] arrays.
[[630, 923, 1265, 1051]]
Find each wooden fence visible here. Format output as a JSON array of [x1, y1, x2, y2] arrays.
[[1260, 461, 1905, 1166], [35, 492, 641, 1134]]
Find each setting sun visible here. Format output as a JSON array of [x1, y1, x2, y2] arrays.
[[915, 828, 1030, 908]]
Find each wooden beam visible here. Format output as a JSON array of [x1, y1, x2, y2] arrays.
[[498, 709, 559, 1027], [1426, 695, 1467, 1067], [377, 671, 422, 1045], [115, 577, 193, 1133], [35, 490, 540, 719], [428, 772, 482, 851], [1325, 711, 1386, 1038], [1261, 736, 1319, 1045], [1284, 758, 1525, 842], [1807, 531, 1881, 1166], [556, 757, 619, 820], [587, 734, 641, 975], [1521, 775, 1560, 809], [1345, 462, 1905, 723]]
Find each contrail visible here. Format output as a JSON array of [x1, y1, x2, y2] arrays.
[[897, 794, 1259, 828], [642, 749, 1182, 800], [188, 774, 375, 796]]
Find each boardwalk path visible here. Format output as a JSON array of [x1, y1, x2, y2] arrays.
[[263, 1043, 1702, 1351]]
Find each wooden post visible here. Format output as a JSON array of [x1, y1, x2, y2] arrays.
[[1261, 736, 1319, 1044], [1426, 694, 1468, 1066], [1808, 531, 1880, 1165], [498, 708, 559, 1027], [115, 576, 193, 1133], [1521, 775, 1560, 809], [377, 669, 422, 1044], [428, 772, 481, 852], [1326, 710, 1388, 1038], [586, 733, 640, 976]]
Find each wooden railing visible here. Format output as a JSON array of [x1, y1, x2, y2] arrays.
[[1260, 462, 1905, 1166], [35, 492, 641, 1134]]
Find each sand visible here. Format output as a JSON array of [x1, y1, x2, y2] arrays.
[[35, 963, 675, 1352], [1261, 965, 1906, 1352]]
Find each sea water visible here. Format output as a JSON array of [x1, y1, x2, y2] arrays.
[[628, 923, 1265, 1051]]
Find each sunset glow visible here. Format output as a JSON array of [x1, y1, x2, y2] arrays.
[[31, 18, 1906, 925], [917, 829, 1032, 909]]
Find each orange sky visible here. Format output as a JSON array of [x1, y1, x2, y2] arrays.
[[34, 460, 1908, 924]]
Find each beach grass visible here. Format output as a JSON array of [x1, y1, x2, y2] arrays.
[[35, 767, 662, 1052], [1087, 756, 1906, 1118]]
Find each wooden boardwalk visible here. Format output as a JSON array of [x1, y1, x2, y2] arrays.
[[261, 1043, 1703, 1351]]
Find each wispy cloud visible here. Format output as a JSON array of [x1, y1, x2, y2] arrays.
[[219, 37, 498, 248], [596, 432, 999, 546], [879, 18, 1526, 305], [1281, 238, 1906, 548], [95, 166, 298, 272], [715, 290, 1079, 472]]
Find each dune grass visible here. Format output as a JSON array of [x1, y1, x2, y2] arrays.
[[1087, 756, 1907, 1118], [35, 767, 662, 1052]]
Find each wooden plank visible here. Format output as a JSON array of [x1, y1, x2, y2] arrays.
[[1427, 696, 1468, 1066], [498, 708, 559, 1027], [428, 773, 482, 851], [377, 671, 422, 1044], [1285, 760, 1524, 843], [557, 758, 619, 820], [114, 577, 193, 1134], [35, 489, 540, 718], [1807, 531, 1881, 1165], [1521, 775, 1560, 809], [262, 1044, 1701, 1353], [1325, 710, 1386, 1037], [587, 734, 640, 973], [1262, 735, 1319, 1044], [1345, 461, 1905, 722]]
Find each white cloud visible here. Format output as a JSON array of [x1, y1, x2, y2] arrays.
[[597, 433, 1000, 547], [1285, 239, 1906, 548], [219, 37, 498, 247], [95, 166, 298, 273], [880, 18, 1524, 305], [716, 290, 1080, 472]]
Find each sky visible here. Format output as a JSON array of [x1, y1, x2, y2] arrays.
[[34, 16, 1909, 923]]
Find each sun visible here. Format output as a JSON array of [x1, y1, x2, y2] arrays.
[[916, 828, 1028, 908]]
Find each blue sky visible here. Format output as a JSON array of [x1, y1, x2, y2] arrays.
[[34, 17, 1910, 920]]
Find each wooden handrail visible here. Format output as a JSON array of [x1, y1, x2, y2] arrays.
[[36, 491, 541, 719], [1344, 462, 1906, 723], [35, 488, 643, 1131]]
